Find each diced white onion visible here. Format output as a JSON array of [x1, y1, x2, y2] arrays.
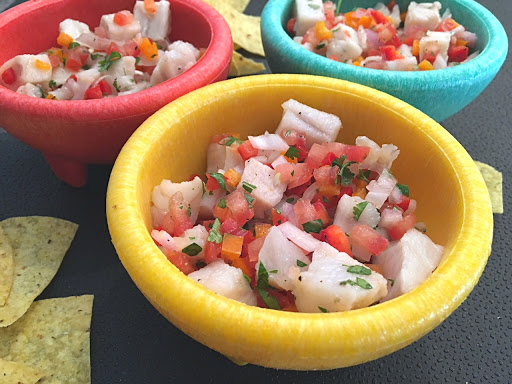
[[277, 222, 322, 253], [248, 132, 289, 151], [151, 230, 175, 251]]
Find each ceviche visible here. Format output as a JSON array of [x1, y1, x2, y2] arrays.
[[150, 99, 444, 313], [0, 0, 201, 99], [287, 0, 479, 71]]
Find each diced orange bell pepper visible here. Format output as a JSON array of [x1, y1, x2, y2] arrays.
[[254, 223, 272, 238], [412, 40, 420, 56], [35, 59, 51, 71], [139, 37, 159, 59], [144, 0, 157, 14], [456, 38, 469, 46], [221, 233, 244, 262], [57, 32, 73, 48], [318, 184, 341, 196], [366, 263, 385, 275], [224, 168, 242, 188], [418, 59, 434, 71], [230, 257, 252, 277], [314, 21, 333, 41]]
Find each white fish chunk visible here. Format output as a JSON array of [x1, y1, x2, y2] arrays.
[[105, 56, 136, 79], [68, 67, 101, 100], [133, 0, 171, 41], [293, 0, 325, 35], [100, 13, 141, 41], [172, 225, 209, 262], [365, 169, 397, 209], [257, 226, 310, 291], [150, 41, 199, 86], [293, 243, 388, 312], [404, 1, 442, 34], [356, 136, 400, 174], [152, 176, 203, 223], [0, 54, 52, 91], [238, 158, 287, 212], [334, 194, 380, 233], [420, 31, 452, 62], [59, 18, 91, 39], [275, 99, 342, 148], [189, 260, 257, 306], [373, 228, 444, 301], [16, 83, 43, 98]]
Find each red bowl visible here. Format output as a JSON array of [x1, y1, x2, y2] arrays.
[[0, 0, 232, 187]]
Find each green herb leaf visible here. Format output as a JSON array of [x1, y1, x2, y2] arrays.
[[315, 42, 326, 50], [318, 306, 328, 313], [308, 3, 320, 10], [182, 243, 202, 256], [208, 172, 226, 190], [396, 183, 409, 197], [257, 288, 281, 310], [81, 64, 89, 70], [242, 181, 256, 193], [217, 198, 226, 208], [335, 0, 343, 15], [284, 146, 300, 160], [346, 265, 372, 275], [90, 53, 103, 60], [244, 193, 254, 208], [135, 56, 141, 65], [207, 218, 222, 243], [302, 219, 323, 234], [388, 279, 395, 286], [358, 170, 370, 183], [257, 262, 272, 290], [332, 155, 356, 186], [48, 80, 57, 89], [296, 260, 307, 267], [156, 42, 163, 50], [113, 78, 121, 92], [243, 273, 252, 286], [286, 197, 295, 204], [322, 196, 329, 204], [187, 206, 192, 217], [340, 277, 372, 289], [195, 261, 206, 269], [285, 130, 291, 137], [98, 51, 122, 72], [353, 201, 369, 221], [223, 136, 243, 146], [68, 42, 80, 49], [37, 85, 46, 99], [269, 270, 278, 274]]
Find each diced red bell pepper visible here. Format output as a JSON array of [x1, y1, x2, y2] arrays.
[[237, 140, 258, 161], [396, 195, 410, 211], [350, 225, 389, 256], [205, 173, 222, 191], [287, 18, 296, 34], [98, 80, 112, 96], [323, 225, 352, 256], [204, 241, 222, 263], [388, 213, 417, 240], [380, 45, 398, 61], [1, 67, 16, 85], [448, 45, 468, 63], [65, 58, 82, 72], [371, 9, 390, 25], [165, 250, 196, 275], [272, 208, 288, 226]]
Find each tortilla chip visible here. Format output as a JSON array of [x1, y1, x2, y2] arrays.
[[229, 51, 266, 77], [0, 217, 78, 327], [204, 0, 250, 13], [0, 358, 43, 384], [0, 228, 14, 307], [475, 161, 503, 214], [203, 0, 264, 56], [0, 295, 93, 384]]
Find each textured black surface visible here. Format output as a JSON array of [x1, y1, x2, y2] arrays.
[[0, 0, 510, 383]]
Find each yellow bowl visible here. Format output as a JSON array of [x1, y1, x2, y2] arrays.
[[106, 74, 493, 370]]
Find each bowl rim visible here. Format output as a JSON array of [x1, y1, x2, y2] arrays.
[[261, 0, 508, 87], [106, 74, 493, 369], [0, 0, 233, 122]]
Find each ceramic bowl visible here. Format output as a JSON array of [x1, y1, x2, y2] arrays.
[[106, 74, 493, 369], [0, 0, 232, 187], [261, 0, 507, 122]]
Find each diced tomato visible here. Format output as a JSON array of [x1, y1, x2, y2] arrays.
[[113, 10, 134, 26], [65, 58, 81, 72], [301, 28, 320, 47], [307, 143, 369, 169], [313, 165, 338, 186], [448, 45, 468, 63], [295, 143, 309, 162], [280, 129, 306, 147], [204, 241, 221, 263], [287, 18, 296, 34], [337, 186, 353, 200], [226, 189, 254, 226], [380, 45, 398, 61], [275, 162, 313, 189], [205, 173, 222, 191], [367, 49, 381, 57], [220, 217, 239, 234], [123, 40, 141, 57], [237, 140, 258, 161], [165, 250, 196, 275], [306, 144, 333, 169], [84, 84, 103, 100], [371, 9, 389, 25], [388, 213, 417, 240], [343, 145, 371, 163], [1, 68, 16, 85], [312, 200, 331, 226], [107, 42, 125, 57], [98, 80, 112, 96], [312, 193, 338, 209], [247, 236, 266, 263], [321, 152, 337, 167], [323, 225, 352, 256], [396, 195, 410, 211], [284, 179, 312, 197], [49, 54, 61, 68], [161, 192, 193, 236], [272, 208, 288, 226], [387, 34, 402, 48], [350, 225, 389, 256]]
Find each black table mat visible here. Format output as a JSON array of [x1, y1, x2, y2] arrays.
[[0, 0, 510, 382]]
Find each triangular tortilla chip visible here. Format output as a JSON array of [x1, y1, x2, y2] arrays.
[[0, 228, 14, 306], [0, 217, 78, 327], [0, 358, 43, 384], [475, 161, 503, 214], [0, 295, 93, 384], [229, 51, 266, 77]]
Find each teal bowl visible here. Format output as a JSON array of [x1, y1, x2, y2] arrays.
[[261, 0, 508, 121]]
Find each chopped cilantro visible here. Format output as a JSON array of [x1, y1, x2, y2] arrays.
[[113, 78, 121, 92], [217, 198, 226, 208], [207, 218, 222, 243], [48, 80, 57, 89], [285, 130, 291, 137], [242, 181, 256, 193], [244, 193, 254, 208], [291, 170, 295, 176], [332, 155, 356, 186], [135, 56, 141, 65], [318, 306, 328, 313], [208, 172, 226, 190], [81, 65, 89, 70], [308, 3, 320, 10], [346, 265, 372, 275], [388, 279, 395, 286], [302, 219, 323, 234], [90, 53, 103, 60], [396, 183, 409, 197], [187, 206, 192, 217], [243, 273, 252, 286], [256, 262, 281, 310], [68, 42, 80, 49], [316, 43, 326, 50], [284, 146, 300, 160], [182, 243, 202, 256], [98, 51, 122, 72], [269, 270, 278, 274], [335, 0, 343, 15], [37, 85, 46, 98], [340, 277, 372, 289], [195, 261, 206, 269], [296, 260, 307, 267], [358, 170, 370, 183], [156, 42, 163, 50], [258, 288, 281, 310], [223, 136, 243, 146], [286, 197, 295, 204], [353, 201, 369, 221], [322, 196, 329, 204]]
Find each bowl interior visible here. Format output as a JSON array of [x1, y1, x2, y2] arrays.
[[108, 74, 492, 369]]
